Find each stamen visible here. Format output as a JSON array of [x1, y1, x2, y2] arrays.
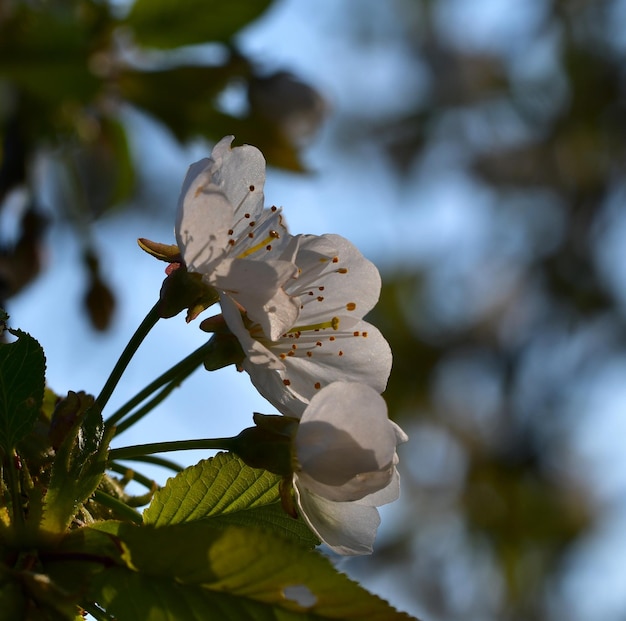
[[237, 233, 280, 258], [286, 316, 340, 333]]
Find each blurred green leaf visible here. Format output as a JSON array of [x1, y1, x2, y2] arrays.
[[119, 65, 238, 142], [0, 7, 104, 110], [0, 329, 46, 454], [125, 0, 273, 49]]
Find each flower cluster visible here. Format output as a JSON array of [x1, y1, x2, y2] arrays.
[[146, 136, 406, 555]]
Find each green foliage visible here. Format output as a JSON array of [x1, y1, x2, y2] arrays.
[[144, 452, 318, 548], [42, 397, 113, 534], [0, 0, 314, 326], [0, 310, 414, 619], [0, 329, 45, 454], [126, 0, 272, 49], [144, 452, 283, 525], [82, 521, 412, 621]]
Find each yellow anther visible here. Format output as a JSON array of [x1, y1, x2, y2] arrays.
[[237, 234, 280, 258], [286, 316, 340, 333]]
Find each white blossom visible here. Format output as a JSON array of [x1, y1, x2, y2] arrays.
[[176, 136, 299, 340], [291, 382, 407, 555], [221, 233, 392, 417]]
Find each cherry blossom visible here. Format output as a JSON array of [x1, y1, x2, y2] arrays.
[[291, 382, 407, 555], [219, 233, 392, 417], [176, 136, 300, 340]]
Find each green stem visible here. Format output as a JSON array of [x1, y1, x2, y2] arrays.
[[94, 301, 161, 415], [4, 450, 24, 529], [92, 489, 143, 524], [119, 454, 185, 473], [108, 437, 235, 462], [105, 340, 212, 431], [108, 463, 157, 491]]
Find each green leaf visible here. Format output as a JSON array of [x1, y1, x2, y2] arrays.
[[0, 8, 103, 108], [144, 452, 319, 548], [42, 402, 113, 533], [207, 502, 319, 549], [144, 452, 281, 525], [118, 65, 239, 143], [125, 0, 272, 49], [0, 329, 46, 453], [87, 521, 417, 620], [0, 577, 26, 619]]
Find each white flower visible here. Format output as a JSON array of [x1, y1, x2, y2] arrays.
[[221, 233, 392, 417], [292, 382, 408, 555], [176, 136, 300, 340]]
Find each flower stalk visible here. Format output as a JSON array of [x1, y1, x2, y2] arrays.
[[94, 301, 161, 416], [108, 437, 237, 462]]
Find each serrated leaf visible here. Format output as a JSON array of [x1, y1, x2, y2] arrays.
[[125, 0, 272, 49], [0, 328, 46, 453], [144, 452, 318, 548], [144, 452, 281, 526], [208, 502, 319, 549], [87, 521, 417, 621]]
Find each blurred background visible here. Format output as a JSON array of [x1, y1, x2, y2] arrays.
[[2, 0, 626, 619]]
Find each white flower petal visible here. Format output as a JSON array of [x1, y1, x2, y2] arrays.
[[243, 320, 392, 417], [176, 165, 233, 272], [176, 136, 266, 273], [294, 383, 401, 501], [297, 383, 395, 467], [293, 481, 381, 555], [358, 468, 401, 506], [219, 294, 284, 369], [297, 468, 394, 503], [205, 136, 266, 221], [286, 234, 382, 323], [213, 258, 299, 341]]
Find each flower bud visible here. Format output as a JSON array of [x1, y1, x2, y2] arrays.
[[230, 413, 299, 477], [158, 264, 219, 320]]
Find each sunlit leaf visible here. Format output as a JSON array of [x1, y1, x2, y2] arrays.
[[0, 329, 46, 453], [88, 521, 417, 620], [145, 452, 280, 525], [207, 502, 319, 548], [144, 453, 317, 546], [125, 0, 272, 49]]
